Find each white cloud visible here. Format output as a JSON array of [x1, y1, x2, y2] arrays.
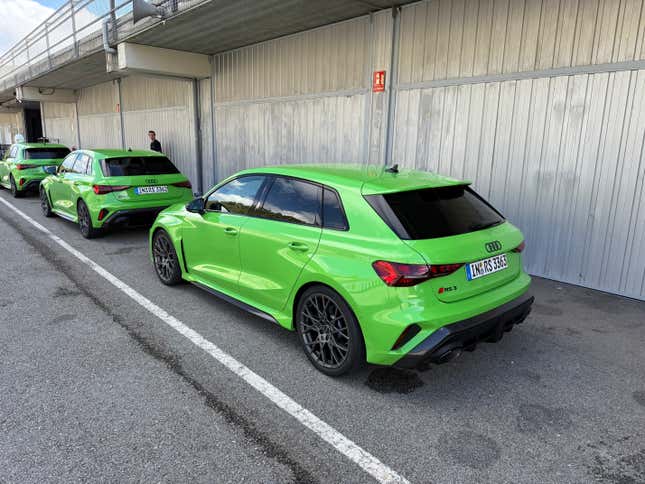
[[0, 0, 56, 56]]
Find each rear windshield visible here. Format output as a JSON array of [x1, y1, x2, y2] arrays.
[[24, 147, 70, 160], [365, 185, 504, 240], [100, 156, 180, 176]]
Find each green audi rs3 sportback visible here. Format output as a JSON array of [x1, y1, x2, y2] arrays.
[[40, 149, 193, 238], [150, 164, 533, 376], [0, 141, 70, 197]]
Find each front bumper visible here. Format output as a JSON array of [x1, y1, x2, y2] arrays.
[[100, 206, 168, 228], [395, 291, 534, 370]]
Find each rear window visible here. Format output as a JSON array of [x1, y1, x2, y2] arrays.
[[24, 147, 70, 160], [366, 185, 504, 240], [100, 156, 180, 176]]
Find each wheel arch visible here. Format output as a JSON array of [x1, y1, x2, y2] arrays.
[[150, 224, 188, 275]]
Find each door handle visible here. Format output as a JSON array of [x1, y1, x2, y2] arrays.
[[224, 227, 238, 236], [288, 242, 309, 252]]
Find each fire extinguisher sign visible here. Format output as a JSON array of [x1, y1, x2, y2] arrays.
[[373, 70, 386, 92]]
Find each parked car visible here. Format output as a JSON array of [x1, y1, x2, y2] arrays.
[[0, 141, 70, 197], [40, 149, 193, 238], [149, 164, 533, 376]]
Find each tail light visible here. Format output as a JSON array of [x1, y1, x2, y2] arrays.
[[372, 260, 464, 287], [512, 241, 526, 253], [93, 185, 129, 195], [16, 164, 38, 170], [173, 180, 192, 189]]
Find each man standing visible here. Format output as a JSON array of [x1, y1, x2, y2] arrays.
[[148, 130, 162, 152]]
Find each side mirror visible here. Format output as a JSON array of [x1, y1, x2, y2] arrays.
[[43, 165, 57, 175], [186, 197, 205, 214]]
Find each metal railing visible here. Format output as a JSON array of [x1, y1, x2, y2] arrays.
[[0, 0, 204, 93]]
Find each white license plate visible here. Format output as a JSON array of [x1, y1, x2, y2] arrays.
[[466, 254, 508, 281], [135, 186, 168, 195]]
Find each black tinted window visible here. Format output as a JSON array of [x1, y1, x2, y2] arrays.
[[256, 177, 322, 226], [206, 176, 265, 214], [101, 156, 179, 176], [366, 185, 504, 240], [24, 148, 70, 160], [323, 188, 348, 230]]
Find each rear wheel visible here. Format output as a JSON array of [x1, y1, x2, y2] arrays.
[[152, 230, 183, 285], [40, 188, 53, 217], [296, 286, 364, 376], [77, 200, 102, 239], [10, 175, 24, 198]]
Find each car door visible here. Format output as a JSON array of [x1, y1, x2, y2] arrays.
[[50, 153, 79, 214], [181, 175, 268, 294], [0, 145, 18, 186], [64, 153, 93, 211], [237, 176, 323, 312]]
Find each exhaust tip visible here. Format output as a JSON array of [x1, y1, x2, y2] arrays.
[[436, 347, 463, 364]]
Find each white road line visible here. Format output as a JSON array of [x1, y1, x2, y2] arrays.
[[0, 196, 410, 484]]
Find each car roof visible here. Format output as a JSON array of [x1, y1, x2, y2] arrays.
[[80, 149, 163, 158], [16, 142, 69, 149], [237, 164, 469, 194]]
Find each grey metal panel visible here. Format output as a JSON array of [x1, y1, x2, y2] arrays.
[[199, 77, 215, 190], [213, 16, 370, 102], [0, 112, 22, 145], [77, 80, 121, 148], [41, 101, 77, 148], [391, 67, 645, 300], [398, 0, 645, 84], [121, 76, 198, 184]]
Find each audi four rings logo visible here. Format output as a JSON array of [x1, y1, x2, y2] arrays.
[[485, 241, 502, 253]]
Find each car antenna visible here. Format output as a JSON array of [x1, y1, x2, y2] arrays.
[[385, 163, 399, 173]]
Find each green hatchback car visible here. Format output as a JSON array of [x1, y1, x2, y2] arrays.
[[150, 164, 533, 376], [40, 149, 194, 238], [0, 142, 70, 197]]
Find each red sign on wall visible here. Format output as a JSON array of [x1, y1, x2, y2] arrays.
[[373, 70, 386, 92]]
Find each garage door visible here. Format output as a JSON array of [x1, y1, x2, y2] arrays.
[[391, 0, 645, 300]]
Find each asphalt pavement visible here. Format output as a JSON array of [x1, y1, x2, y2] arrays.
[[0, 188, 644, 484]]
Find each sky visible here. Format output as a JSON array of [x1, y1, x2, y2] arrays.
[[0, 0, 71, 55]]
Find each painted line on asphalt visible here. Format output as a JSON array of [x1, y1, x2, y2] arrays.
[[0, 195, 409, 484]]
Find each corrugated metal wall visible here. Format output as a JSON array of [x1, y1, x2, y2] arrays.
[[0, 111, 23, 145], [77, 81, 121, 149], [121, 76, 198, 183], [211, 12, 394, 178], [42, 102, 77, 148], [392, 0, 645, 300]]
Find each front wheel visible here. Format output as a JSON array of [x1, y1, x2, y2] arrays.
[[152, 230, 183, 285], [77, 200, 102, 239], [40, 188, 53, 217], [296, 286, 365, 377], [10, 175, 24, 198]]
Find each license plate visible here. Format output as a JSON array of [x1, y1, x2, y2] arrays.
[[135, 186, 168, 195], [466, 254, 508, 281]]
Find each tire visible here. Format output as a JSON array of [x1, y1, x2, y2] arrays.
[[40, 187, 53, 217], [10, 175, 24, 198], [77, 200, 102, 239], [152, 230, 183, 285], [295, 285, 365, 376]]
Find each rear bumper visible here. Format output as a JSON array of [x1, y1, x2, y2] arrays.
[[395, 291, 534, 370], [100, 206, 168, 228]]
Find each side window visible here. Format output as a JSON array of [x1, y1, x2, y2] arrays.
[[74, 154, 91, 174], [60, 153, 78, 173], [9, 145, 18, 159], [85, 157, 93, 175], [205, 175, 266, 215], [322, 188, 348, 230], [256, 177, 322, 226]]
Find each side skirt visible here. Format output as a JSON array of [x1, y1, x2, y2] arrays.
[[52, 209, 77, 223], [190, 280, 280, 326]]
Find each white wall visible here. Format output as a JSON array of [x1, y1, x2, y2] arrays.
[[42, 102, 77, 148]]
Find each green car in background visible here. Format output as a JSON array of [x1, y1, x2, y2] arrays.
[[149, 164, 533, 376], [40, 149, 193, 238], [0, 141, 70, 197]]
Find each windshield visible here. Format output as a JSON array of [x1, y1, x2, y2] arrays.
[[365, 185, 504, 240], [24, 148, 70, 160], [101, 156, 180, 176]]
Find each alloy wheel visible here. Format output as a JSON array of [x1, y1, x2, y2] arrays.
[[78, 203, 90, 236], [299, 293, 350, 369], [40, 190, 50, 215], [153, 233, 178, 283]]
